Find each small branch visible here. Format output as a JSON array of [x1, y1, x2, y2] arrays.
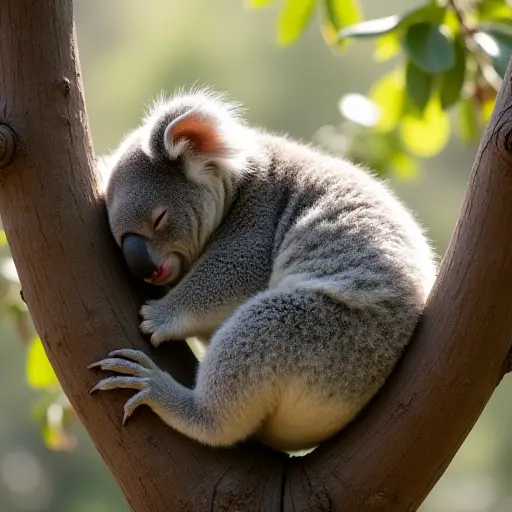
[[448, 0, 502, 91], [447, 0, 468, 35]]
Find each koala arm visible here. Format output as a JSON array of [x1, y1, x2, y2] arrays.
[[140, 225, 274, 345]]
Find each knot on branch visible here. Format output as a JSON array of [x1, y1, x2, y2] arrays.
[[505, 129, 512, 154], [494, 119, 512, 167], [0, 124, 16, 168]]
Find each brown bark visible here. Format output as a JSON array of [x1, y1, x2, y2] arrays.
[[284, 71, 512, 510], [1, 0, 511, 511], [0, 1, 284, 511]]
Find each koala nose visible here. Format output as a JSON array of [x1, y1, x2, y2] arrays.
[[121, 234, 158, 281]]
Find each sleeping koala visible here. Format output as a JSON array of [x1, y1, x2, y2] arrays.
[[89, 89, 436, 451]]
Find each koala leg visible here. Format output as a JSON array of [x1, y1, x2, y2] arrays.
[[90, 288, 398, 448], [88, 345, 275, 447]]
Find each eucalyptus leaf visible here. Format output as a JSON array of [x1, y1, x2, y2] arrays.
[[400, 96, 451, 157], [26, 337, 58, 389], [439, 35, 467, 109], [478, 0, 512, 25], [374, 33, 402, 61], [338, 3, 445, 40], [406, 59, 434, 112], [322, 0, 361, 47], [278, 0, 317, 46], [338, 15, 401, 39], [403, 22, 456, 73], [324, 0, 361, 31], [370, 70, 405, 132], [475, 23, 512, 78]]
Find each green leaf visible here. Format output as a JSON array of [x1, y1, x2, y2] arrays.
[[475, 23, 512, 78], [322, 0, 361, 47], [324, 0, 361, 31], [406, 59, 434, 112], [277, 0, 317, 46], [0, 230, 7, 246], [439, 35, 467, 109], [370, 69, 405, 132], [400, 96, 451, 157], [403, 22, 456, 73], [401, 3, 445, 27], [247, 0, 275, 7], [338, 3, 445, 40], [26, 337, 58, 389], [442, 8, 461, 35], [478, 0, 512, 25], [374, 33, 402, 61], [338, 14, 401, 39]]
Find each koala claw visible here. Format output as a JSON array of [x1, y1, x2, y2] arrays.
[[88, 348, 168, 425]]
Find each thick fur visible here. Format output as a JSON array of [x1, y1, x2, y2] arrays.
[[92, 89, 437, 451]]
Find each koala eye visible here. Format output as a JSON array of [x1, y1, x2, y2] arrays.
[[153, 209, 168, 230]]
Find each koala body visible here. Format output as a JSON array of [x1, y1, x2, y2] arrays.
[[90, 89, 436, 451]]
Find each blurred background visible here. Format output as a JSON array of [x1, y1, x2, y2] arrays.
[[1, 0, 511, 510]]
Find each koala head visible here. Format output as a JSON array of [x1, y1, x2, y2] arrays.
[[100, 89, 257, 286]]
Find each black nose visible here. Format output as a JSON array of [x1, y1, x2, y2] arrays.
[[121, 234, 158, 281]]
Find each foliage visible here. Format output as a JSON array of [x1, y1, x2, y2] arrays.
[[249, 0, 512, 176]]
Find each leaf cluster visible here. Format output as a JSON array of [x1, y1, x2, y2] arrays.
[[249, 0, 512, 175]]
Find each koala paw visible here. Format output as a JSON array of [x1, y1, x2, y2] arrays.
[[88, 349, 173, 425], [140, 299, 173, 347]]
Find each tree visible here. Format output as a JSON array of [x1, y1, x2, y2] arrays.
[[1, 0, 511, 510]]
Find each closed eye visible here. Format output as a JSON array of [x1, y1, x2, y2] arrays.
[[153, 209, 168, 230]]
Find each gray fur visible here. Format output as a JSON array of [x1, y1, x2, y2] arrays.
[[90, 89, 437, 451]]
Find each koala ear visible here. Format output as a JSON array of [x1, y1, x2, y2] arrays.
[[163, 110, 226, 159], [155, 96, 258, 182]]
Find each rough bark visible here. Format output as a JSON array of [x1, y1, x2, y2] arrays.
[[0, 0, 511, 511], [0, 1, 284, 511], [284, 67, 512, 510]]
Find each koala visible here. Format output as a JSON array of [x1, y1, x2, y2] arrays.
[[89, 88, 437, 452]]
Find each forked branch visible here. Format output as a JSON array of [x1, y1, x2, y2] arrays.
[[1, 1, 511, 511]]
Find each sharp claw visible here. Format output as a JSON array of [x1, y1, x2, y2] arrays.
[[107, 349, 158, 369], [90, 377, 110, 394], [86, 357, 149, 377], [122, 390, 149, 425], [90, 383, 101, 394], [89, 376, 148, 394]]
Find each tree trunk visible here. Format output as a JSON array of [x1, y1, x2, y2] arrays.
[[1, 0, 511, 511]]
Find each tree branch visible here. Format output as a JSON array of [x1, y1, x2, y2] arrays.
[[285, 60, 512, 511], [0, 1, 284, 511], [1, 1, 512, 511]]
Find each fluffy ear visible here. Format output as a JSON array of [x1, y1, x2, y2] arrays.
[[163, 110, 228, 159]]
